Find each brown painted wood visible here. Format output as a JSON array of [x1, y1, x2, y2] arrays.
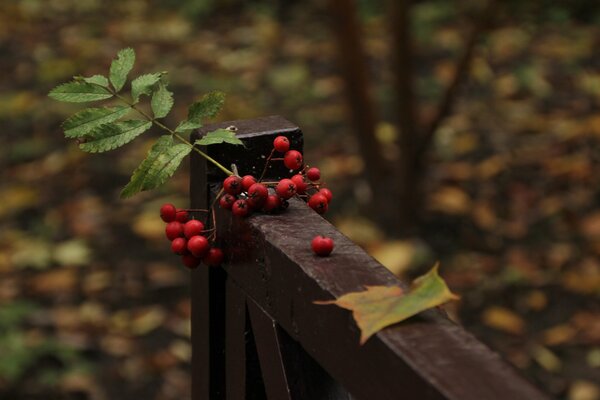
[[225, 278, 247, 400], [191, 116, 551, 400]]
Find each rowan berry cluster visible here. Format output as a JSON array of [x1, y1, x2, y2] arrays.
[[218, 136, 333, 219], [160, 203, 224, 269]]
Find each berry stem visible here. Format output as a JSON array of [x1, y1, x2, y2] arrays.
[[258, 148, 275, 182], [110, 90, 234, 176]]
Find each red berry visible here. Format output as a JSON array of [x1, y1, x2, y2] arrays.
[[263, 194, 282, 213], [176, 209, 189, 223], [276, 178, 297, 199], [203, 248, 224, 266], [306, 167, 321, 182], [160, 203, 177, 222], [223, 176, 242, 195], [171, 237, 187, 255], [283, 150, 303, 170], [291, 174, 307, 194], [219, 194, 236, 209], [241, 175, 257, 191], [187, 235, 209, 257], [308, 193, 328, 214], [273, 136, 290, 153], [247, 183, 268, 209], [319, 188, 333, 203], [181, 254, 202, 269], [232, 199, 250, 217], [311, 235, 334, 256], [184, 219, 205, 238], [165, 221, 184, 240]]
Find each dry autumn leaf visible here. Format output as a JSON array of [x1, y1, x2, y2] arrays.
[[315, 264, 459, 344]]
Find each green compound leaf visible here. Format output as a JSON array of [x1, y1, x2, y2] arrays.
[[79, 120, 152, 153], [120, 135, 192, 198], [131, 73, 162, 103], [174, 119, 203, 133], [195, 128, 244, 146], [62, 106, 131, 138], [315, 264, 459, 345], [109, 48, 135, 92], [188, 91, 225, 122], [151, 81, 174, 119], [48, 81, 113, 103], [77, 75, 109, 87]]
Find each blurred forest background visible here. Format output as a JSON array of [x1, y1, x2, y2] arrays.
[[1, 0, 600, 399]]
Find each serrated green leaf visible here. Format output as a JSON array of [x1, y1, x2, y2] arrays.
[[195, 129, 244, 146], [79, 120, 152, 153], [48, 82, 113, 103], [131, 73, 162, 103], [187, 91, 225, 122], [62, 106, 130, 138], [81, 75, 109, 87], [151, 82, 174, 118], [109, 48, 135, 92], [120, 135, 192, 198], [175, 119, 203, 132]]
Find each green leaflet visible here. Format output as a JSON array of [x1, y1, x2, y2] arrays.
[[109, 48, 135, 92], [62, 106, 130, 138], [131, 73, 162, 103], [48, 82, 113, 103], [79, 120, 152, 153], [151, 82, 174, 118], [195, 129, 244, 146], [120, 135, 192, 198], [80, 75, 109, 87], [174, 119, 202, 133], [187, 91, 225, 122]]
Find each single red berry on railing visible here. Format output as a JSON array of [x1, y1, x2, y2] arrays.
[[319, 188, 333, 203], [160, 203, 177, 222], [306, 167, 321, 182], [176, 209, 189, 223], [241, 175, 257, 191], [273, 136, 290, 153], [283, 150, 303, 170], [247, 183, 268, 209], [263, 194, 282, 213], [219, 194, 236, 209], [291, 174, 307, 194], [203, 248, 224, 266], [188, 235, 209, 257], [166, 221, 184, 240], [308, 193, 328, 214], [181, 254, 202, 269], [184, 219, 205, 238], [311, 235, 334, 256], [232, 199, 250, 217], [276, 178, 297, 199], [171, 237, 188, 255], [223, 175, 243, 195]]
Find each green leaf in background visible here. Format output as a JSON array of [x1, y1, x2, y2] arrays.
[[79, 120, 152, 153], [80, 75, 109, 87], [48, 81, 113, 103], [109, 48, 135, 92], [187, 91, 225, 122], [131, 73, 162, 103], [195, 128, 243, 146], [62, 106, 130, 138], [151, 81, 174, 118], [174, 119, 203, 133], [121, 135, 192, 198], [315, 264, 459, 344]]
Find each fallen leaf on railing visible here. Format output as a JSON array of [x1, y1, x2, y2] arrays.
[[315, 264, 459, 344]]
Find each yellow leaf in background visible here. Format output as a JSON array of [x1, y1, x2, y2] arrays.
[[0, 186, 39, 219], [428, 186, 471, 215], [568, 380, 600, 400], [370, 240, 420, 277], [315, 264, 459, 345], [482, 306, 525, 335], [53, 239, 91, 267]]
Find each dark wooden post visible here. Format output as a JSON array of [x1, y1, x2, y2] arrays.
[[190, 116, 550, 400]]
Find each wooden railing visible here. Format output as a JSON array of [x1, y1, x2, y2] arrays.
[[189, 116, 550, 400]]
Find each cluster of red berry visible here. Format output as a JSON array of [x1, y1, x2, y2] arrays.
[[218, 136, 333, 220], [160, 203, 223, 269]]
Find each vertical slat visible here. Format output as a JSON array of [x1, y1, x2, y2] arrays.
[[225, 278, 247, 400]]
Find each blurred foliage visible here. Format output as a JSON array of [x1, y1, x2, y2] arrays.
[[1, 0, 599, 399]]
